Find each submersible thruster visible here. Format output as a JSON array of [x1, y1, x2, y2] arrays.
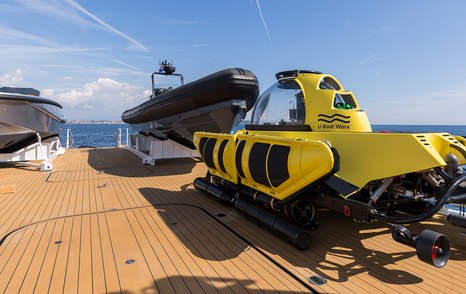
[[194, 69, 466, 268]]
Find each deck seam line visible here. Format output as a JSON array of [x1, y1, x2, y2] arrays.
[[123, 210, 163, 292], [0, 202, 326, 293], [30, 219, 60, 293], [133, 208, 178, 292], [154, 204, 240, 292], [46, 216, 69, 293], [2, 224, 41, 292], [103, 211, 123, 292], [168, 201, 276, 292], [129, 173, 218, 292]]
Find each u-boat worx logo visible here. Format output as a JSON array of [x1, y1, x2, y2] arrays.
[[317, 113, 350, 129]]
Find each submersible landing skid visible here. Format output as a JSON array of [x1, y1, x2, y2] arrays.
[[193, 177, 313, 250]]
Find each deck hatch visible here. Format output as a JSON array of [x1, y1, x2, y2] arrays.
[[308, 276, 327, 286]]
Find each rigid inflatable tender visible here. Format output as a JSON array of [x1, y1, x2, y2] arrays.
[[194, 70, 466, 268], [122, 63, 259, 149]]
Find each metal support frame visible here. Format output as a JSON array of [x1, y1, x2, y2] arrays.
[[0, 133, 65, 171], [122, 132, 199, 165]]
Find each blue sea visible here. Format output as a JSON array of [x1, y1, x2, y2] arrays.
[[60, 123, 465, 148], [59, 123, 130, 148]]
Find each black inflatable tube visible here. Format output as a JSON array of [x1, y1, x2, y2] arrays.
[[122, 68, 259, 123]]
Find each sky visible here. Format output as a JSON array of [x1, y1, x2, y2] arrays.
[[0, 0, 465, 124]]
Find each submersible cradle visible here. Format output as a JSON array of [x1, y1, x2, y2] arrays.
[[193, 70, 466, 268]]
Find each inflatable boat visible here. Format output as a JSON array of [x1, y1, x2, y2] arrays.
[[194, 70, 466, 268], [122, 64, 259, 149]]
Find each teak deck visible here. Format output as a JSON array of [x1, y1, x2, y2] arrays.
[[0, 148, 464, 293]]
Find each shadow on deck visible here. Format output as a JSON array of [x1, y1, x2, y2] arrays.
[[138, 186, 465, 290]]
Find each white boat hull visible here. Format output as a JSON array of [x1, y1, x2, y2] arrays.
[[0, 89, 65, 153]]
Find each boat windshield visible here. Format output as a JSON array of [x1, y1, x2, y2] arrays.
[[250, 79, 305, 125]]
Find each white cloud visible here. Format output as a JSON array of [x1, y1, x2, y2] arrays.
[[0, 68, 24, 86], [51, 78, 145, 112]]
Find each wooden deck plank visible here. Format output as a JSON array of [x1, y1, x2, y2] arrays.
[[46, 217, 74, 294], [48, 181, 68, 220], [105, 210, 164, 293], [89, 214, 107, 294], [0, 174, 46, 235], [129, 208, 179, 294], [144, 205, 253, 293], [98, 180, 124, 211], [0, 229, 28, 276], [0, 148, 465, 293], [168, 203, 307, 293], [97, 213, 122, 294], [3, 222, 54, 293], [0, 224, 43, 293], [21, 219, 64, 293], [154, 207, 255, 293], [0, 184, 15, 194], [78, 215, 94, 294], [130, 208, 201, 294], [62, 216, 82, 293]]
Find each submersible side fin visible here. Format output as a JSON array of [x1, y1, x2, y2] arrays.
[[325, 175, 360, 196]]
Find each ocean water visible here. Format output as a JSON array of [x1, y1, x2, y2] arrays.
[[371, 125, 466, 136], [59, 123, 129, 148], [60, 123, 465, 148]]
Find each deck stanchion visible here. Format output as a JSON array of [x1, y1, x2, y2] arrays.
[[116, 128, 122, 148], [66, 129, 71, 149]]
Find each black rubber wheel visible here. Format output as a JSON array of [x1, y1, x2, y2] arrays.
[[289, 199, 317, 227]]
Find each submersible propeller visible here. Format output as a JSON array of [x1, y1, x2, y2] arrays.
[[193, 177, 313, 250], [386, 175, 466, 268], [391, 225, 450, 268]]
